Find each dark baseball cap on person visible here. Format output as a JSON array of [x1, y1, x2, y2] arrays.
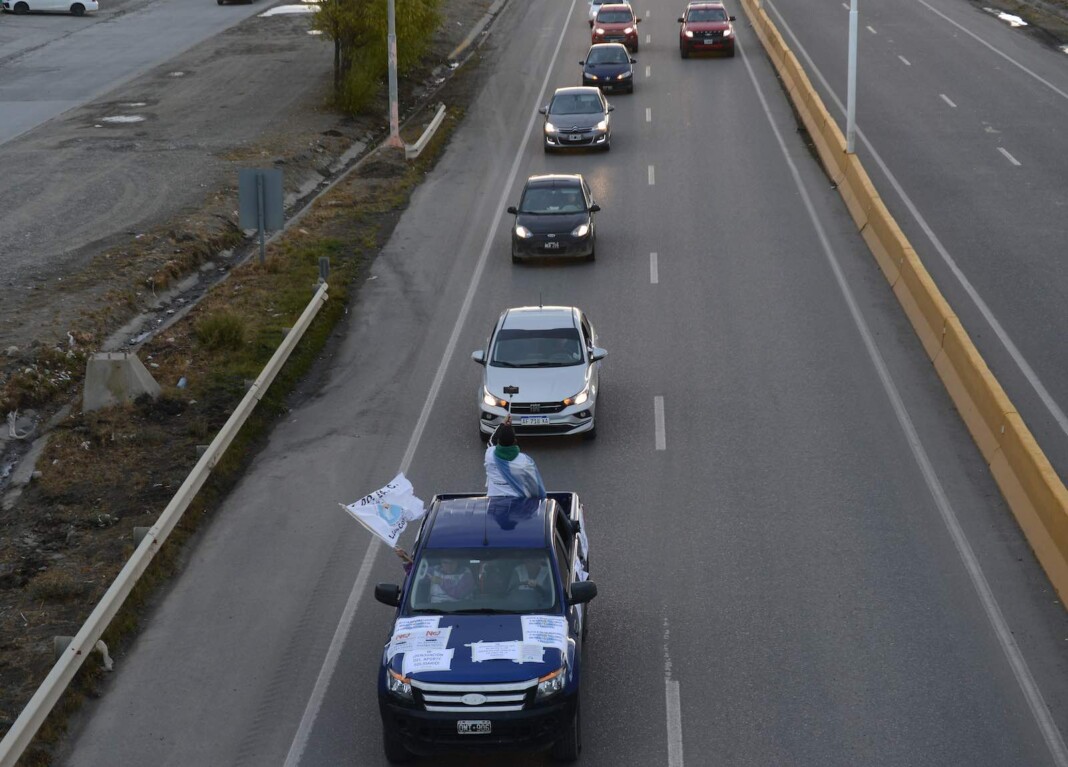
[[494, 423, 517, 446]]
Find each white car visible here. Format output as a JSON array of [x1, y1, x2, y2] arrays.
[[473, 306, 606, 440], [588, 0, 628, 25], [3, 0, 97, 14]]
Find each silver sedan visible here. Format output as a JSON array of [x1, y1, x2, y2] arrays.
[[473, 306, 607, 440]]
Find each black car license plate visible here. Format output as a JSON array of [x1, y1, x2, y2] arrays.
[[457, 720, 492, 735], [544, 241, 560, 249]]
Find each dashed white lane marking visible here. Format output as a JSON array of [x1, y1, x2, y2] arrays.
[[737, 35, 1068, 767], [646, 65, 651, 78], [898, 55, 911, 66], [998, 147, 1022, 166], [654, 396, 666, 450], [866, 24, 876, 34], [664, 617, 684, 766], [648, 164, 655, 185], [646, 33, 651, 44], [646, 107, 652, 122], [650, 252, 659, 284], [646, 8, 651, 16], [841, 2, 848, 8], [940, 93, 957, 108]]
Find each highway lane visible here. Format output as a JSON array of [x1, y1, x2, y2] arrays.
[[0, 0, 278, 146], [762, 0, 1068, 483], [58, 0, 1068, 765]]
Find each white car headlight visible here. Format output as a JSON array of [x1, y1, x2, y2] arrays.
[[586, 73, 599, 81], [616, 72, 631, 80], [387, 670, 413, 700], [571, 224, 590, 238], [515, 225, 533, 239], [595, 119, 608, 131], [544, 121, 557, 134], [624, 26, 633, 33], [594, 27, 605, 34], [724, 27, 733, 37], [483, 388, 508, 407], [684, 29, 694, 38], [536, 666, 567, 699], [563, 385, 590, 406]]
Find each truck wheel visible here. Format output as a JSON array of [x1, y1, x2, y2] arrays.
[[552, 701, 581, 762], [382, 724, 414, 763]]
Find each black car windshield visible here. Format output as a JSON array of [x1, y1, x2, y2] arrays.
[[596, 9, 633, 22], [406, 548, 558, 614], [586, 46, 630, 65], [687, 7, 727, 21], [550, 93, 604, 115], [519, 186, 587, 214], [491, 326, 584, 368]]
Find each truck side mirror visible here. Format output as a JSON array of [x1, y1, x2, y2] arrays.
[[570, 581, 597, 604], [374, 583, 402, 607]]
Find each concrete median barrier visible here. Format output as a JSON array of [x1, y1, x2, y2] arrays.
[[741, 0, 1068, 603]]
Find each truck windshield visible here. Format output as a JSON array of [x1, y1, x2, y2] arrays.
[[406, 548, 558, 614]]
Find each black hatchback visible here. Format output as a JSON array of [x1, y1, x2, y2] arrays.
[[581, 43, 637, 94], [507, 175, 600, 263]]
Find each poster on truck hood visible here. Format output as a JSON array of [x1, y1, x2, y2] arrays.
[[340, 473, 426, 547]]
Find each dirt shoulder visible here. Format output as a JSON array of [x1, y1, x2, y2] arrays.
[[0, 0, 495, 759]]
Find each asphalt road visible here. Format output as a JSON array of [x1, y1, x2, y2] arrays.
[[0, 0, 277, 146], [57, 0, 1068, 765], [763, 0, 1068, 487]]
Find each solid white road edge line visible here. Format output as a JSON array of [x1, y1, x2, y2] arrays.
[[650, 252, 659, 284], [766, 0, 1068, 441], [646, 65, 652, 78], [654, 396, 666, 450], [281, 1, 580, 763], [940, 93, 957, 107], [998, 146, 1022, 166], [646, 33, 651, 44], [898, 55, 912, 66], [911, 0, 1068, 101], [664, 617, 684, 767], [648, 164, 655, 185], [738, 36, 1068, 767]]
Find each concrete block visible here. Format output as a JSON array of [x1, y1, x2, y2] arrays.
[[83, 352, 161, 412]]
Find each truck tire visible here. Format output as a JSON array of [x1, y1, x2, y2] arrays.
[[382, 724, 414, 763], [552, 701, 581, 762]]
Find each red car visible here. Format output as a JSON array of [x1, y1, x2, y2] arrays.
[[592, 4, 641, 52], [678, 2, 736, 58]]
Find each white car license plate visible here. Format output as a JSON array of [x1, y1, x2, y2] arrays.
[[544, 241, 560, 249], [569, 134, 583, 141], [520, 416, 551, 425], [457, 720, 492, 735]]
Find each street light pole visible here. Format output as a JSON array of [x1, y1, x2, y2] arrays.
[[386, 0, 403, 148], [846, 0, 858, 153]]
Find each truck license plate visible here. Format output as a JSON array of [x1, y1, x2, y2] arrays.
[[457, 720, 492, 735]]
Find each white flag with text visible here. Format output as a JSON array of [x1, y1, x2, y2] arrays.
[[340, 473, 426, 546]]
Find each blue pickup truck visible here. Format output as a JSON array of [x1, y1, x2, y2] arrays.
[[374, 492, 596, 763]]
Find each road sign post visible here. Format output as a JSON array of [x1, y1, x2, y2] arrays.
[[239, 168, 284, 264]]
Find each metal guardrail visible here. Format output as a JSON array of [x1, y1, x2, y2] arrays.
[[405, 103, 447, 160], [0, 282, 330, 767]]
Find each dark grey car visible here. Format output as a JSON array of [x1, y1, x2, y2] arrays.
[[539, 87, 614, 152], [507, 175, 600, 263]]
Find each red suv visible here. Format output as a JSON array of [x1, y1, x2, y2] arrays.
[[592, 4, 641, 52], [678, 2, 736, 58]]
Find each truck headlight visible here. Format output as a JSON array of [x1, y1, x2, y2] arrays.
[[624, 26, 634, 34], [483, 388, 508, 407], [536, 666, 566, 699], [684, 29, 694, 38], [387, 669, 413, 700], [724, 27, 733, 37], [594, 27, 605, 34], [515, 225, 533, 239]]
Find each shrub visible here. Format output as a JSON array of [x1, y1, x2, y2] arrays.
[[194, 311, 246, 351]]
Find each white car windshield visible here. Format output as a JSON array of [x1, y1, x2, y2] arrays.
[[491, 327, 584, 368]]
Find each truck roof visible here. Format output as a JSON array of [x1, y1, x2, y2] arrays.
[[422, 495, 554, 549]]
